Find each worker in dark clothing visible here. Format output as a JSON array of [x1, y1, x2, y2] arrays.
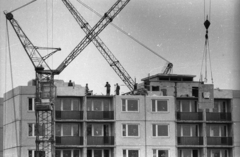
[[68, 80, 73, 86], [85, 83, 89, 95], [115, 83, 120, 95], [105, 82, 111, 95]]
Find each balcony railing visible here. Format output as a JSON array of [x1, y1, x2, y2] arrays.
[[177, 137, 203, 145], [87, 136, 114, 145], [55, 111, 83, 120], [56, 136, 83, 145], [87, 111, 114, 120], [207, 137, 232, 145], [206, 112, 231, 121], [177, 112, 203, 120]]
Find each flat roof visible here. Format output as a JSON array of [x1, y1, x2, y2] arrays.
[[141, 73, 196, 81]]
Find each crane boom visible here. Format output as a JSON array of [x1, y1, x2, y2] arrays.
[[77, 0, 173, 75], [62, 0, 135, 91], [56, 0, 130, 74], [5, 12, 52, 71]]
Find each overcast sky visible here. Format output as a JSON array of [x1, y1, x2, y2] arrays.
[[0, 0, 240, 96]]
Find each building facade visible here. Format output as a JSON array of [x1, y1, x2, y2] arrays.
[[3, 74, 240, 157]]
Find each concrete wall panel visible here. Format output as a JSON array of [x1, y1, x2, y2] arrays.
[[232, 98, 240, 121], [4, 95, 21, 125], [3, 147, 19, 157], [146, 146, 176, 157], [115, 121, 145, 146], [115, 96, 145, 121], [146, 96, 175, 121], [4, 121, 20, 149], [115, 145, 145, 157], [146, 122, 176, 146]]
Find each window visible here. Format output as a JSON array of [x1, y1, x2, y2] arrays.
[[152, 124, 169, 137], [152, 86, 160, 91], [209, 100, 228, 113], [153, 149, 169, 157], [55, 149, 81, 157], [28, 150, 35, 157], [28, 98, 35, 111], [122, 124, 139, 137], [207, 125, 227, 137], [87, 149, 110, 157], [87, 124, 110, 136], [122, 99, 139, 112], [55, 123, 80, 136], [178, 100, 198, 112], [123, 149, 139, 157], [178, 125, 199, 137], [179, 149, 198, 157], [55, 98, 81, 111], [152, 100, 168, 112], [87, 99, 111, 111], [208, 149, 229, 157], [28, 123, 45, 137]]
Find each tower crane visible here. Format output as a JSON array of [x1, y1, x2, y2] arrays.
[[77, 0, 173, 75], [62, 0, 173, 93], [62, 0, 135, 91], [5, 0, 130, 156]]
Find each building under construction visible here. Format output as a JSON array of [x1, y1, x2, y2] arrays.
[[3, 74, 240, 157], [2, 0, 240, 157]]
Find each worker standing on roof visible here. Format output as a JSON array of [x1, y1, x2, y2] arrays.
[[115, 83, 120, 95], [85, 83, 89, 95], [105, 82, 111, 95], [68, 80, 73, 86]]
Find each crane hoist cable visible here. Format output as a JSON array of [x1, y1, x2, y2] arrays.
[[5, 19, 21, 157], [77, 0, 172, 73], [200, 0, 213, 84]]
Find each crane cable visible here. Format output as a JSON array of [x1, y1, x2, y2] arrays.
[[52, 0, 54, 68], [200, 0, 213, 84], [77, 0, 170, 63], [5, 19, 21, 157]]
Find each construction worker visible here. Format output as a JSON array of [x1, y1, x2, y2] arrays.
[[115, 83, 120, 95], [68, 80, 73, 86], [85, 83, 89, 95], [105, 82, 111, 95]]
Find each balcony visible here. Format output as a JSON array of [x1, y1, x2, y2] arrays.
[[177, 112, 203, 121], [55, 111, 83, 120], [56, 136, 83, 145], [87, 111, 114, 120], [206, 112, 231, 121], [177, 137, 203, 145], [207, 137, 232, 145], [87, 136, 114, 145]]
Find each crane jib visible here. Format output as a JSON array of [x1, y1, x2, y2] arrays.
[[56, 0, 131, 74]]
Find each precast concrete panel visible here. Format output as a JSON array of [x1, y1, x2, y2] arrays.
[[4, 95, 21, 124], [146, 146, 176, 157], [146, 122, 176, 146], [115, 145, 145, 157], [21, 95, 35, 120], [3, 147, 19, 157], [21, 120, 36, 146], [115, 121, 145, 146], [115, 96, 145, 121], [232, 98, 240, 121], [4, 121, 20, 149], [146, 96, 175, 121], [57, 86, 85, 96]]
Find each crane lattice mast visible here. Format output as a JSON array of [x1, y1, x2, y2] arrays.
[[5, 0, 131, 156]]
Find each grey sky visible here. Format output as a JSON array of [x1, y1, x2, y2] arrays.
[[0, 0, 239, 95]]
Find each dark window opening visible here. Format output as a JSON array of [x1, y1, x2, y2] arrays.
[[152, 86, 160, 91], [192, 87, 199, 97]]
